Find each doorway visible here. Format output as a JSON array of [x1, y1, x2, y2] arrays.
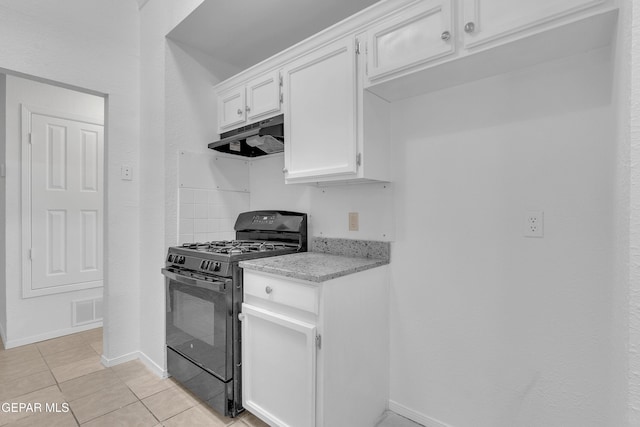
[[1, 74, 106, 348]]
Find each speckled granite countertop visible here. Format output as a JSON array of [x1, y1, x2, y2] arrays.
[[239, 252, 389, 283]]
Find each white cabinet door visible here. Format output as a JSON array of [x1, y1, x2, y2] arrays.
[[461, 0, 606, 49], [246, 70, 281, 122], [366, 0, 454, 84], [218, 86, 246, 131], [283, 36, 358, 183], [242, 304, 317, 427]]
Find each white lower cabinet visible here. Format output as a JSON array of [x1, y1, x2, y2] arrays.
[[241, 305, 316, 427], [241, 267, 389, 427]]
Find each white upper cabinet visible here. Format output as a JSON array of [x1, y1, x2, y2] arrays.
[[282, 33, 391, 185], [246, 70, 282, 122], [217, 86, 246, 131], [217, 70, 282, 134], [461, 0, 607, 49], [365, 0, 454, 85], [282, 36, 359, 183]]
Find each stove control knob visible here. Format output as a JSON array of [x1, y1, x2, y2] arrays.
[[167, 255, 174, 263], [211, 262, 220, 272], [178, 256, 186, 264]]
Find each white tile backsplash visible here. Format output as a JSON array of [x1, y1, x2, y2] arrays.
[[194, 219, 208, 233], [179, 203, 194, 219], [194, 232, 209, 242], [179, 234, 194, 245], [179, 219, 194, 234], [194, 203, 208, 219], [194, 189, 209, 204], [178, 187, 250, 244], [180, 188, 194, 204]]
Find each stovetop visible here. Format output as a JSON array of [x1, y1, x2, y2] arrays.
[[165, 211, 307, 277], [166, 239, 302, 277], [180, 239, 300, 255]]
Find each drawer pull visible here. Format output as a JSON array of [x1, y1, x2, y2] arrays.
[[265, 286, 273, 294]]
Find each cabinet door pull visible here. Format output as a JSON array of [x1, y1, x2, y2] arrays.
[[441, 31, 451, 41], [464, 22, 475, 33], [237, 108, 243, 115], [265, 286, 273, 294], [245, 106, 251, 113]]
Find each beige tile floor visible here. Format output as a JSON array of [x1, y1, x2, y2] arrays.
[[0, 328, 268, 427]]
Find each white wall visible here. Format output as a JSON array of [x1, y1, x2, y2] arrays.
[[138, 0, 241, 372], [248, 155, 312, 219], [626, 0, 640, 423], [0, 0, 141, 362], [248, 154, 394, 241], [388, 48, 616, 427], [0, 74, 6, 342], [611, 0, 633, 425], [2, 75, 104, 346]]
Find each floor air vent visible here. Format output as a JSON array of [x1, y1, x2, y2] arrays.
[[72, 297, 103, 326]]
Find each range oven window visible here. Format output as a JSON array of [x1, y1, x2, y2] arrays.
[[166, 274, 233, 382]]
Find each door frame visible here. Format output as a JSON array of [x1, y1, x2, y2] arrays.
[[21, 104, 104, 298]]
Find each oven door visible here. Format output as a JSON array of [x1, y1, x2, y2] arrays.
[[162, 267, 233, 382]]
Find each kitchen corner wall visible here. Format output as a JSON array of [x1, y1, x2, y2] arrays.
[[389, 47, 616, 427], [139, 0, 242, 373]]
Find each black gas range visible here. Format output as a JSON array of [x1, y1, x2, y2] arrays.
[[161, 211, 307, 417]]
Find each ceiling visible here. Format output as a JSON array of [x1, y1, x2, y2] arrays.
[[167, 0, 381, 72]]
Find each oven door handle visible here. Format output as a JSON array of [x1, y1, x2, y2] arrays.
[[161, 268, 227, 293]]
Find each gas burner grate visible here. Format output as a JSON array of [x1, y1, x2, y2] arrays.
[[181, 240, 299, 255]]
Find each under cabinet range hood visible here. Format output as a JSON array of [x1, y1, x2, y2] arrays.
[[208, 114, 284, 157]]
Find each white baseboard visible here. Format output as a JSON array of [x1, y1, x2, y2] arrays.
[[101, 350, 167, 379], [101, 351, 139, 368], [0, 321, 6, 347], [138, 351, 168, 378], [388, 400, 454, 427], [3, 322, 103, 349]]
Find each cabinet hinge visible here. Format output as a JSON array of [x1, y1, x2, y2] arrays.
[[356, 153, 362, 167], [28, 248, 33, 260], [279, 73, 283, 87], [28, 133, 32, 144], [316, 334, 322, 350], [280, 93, 283, 104], [355, 40, 361, 55]]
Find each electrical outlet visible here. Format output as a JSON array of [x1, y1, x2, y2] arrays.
[[524, 210, 544, 238], [121, 165, 133, 181], [348, 212, 359, 231]]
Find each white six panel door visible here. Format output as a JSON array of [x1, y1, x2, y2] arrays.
[[27, 113, 104, 297]]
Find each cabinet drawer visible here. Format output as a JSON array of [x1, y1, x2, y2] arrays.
[[244, 271, 319, 315]]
